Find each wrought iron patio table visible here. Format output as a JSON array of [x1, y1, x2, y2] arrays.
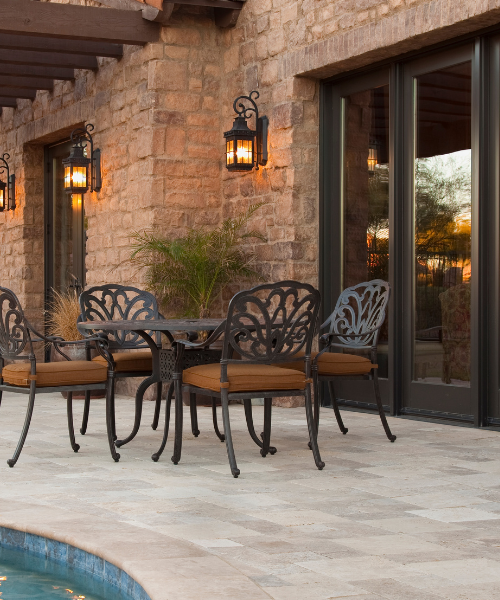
[[78, 318, 226, 463]]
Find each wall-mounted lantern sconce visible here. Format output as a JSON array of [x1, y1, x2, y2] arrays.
[[0, 153, 15, 212], [63, 124, 101, 195], [224, 91, 268, 172]]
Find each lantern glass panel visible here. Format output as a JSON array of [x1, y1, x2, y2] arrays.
[[226, 139, 235, 166], [64, 165, 88, 191], [0, 183, 5, 211], [236, 139, 253, 165]]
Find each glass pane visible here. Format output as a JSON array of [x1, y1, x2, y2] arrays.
[[344, 85, 390, 376], [413, 61, 472, 388], [52, 157, 74, 293]]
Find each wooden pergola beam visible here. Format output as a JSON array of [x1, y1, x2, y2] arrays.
[[0, 34, 123, 58], [0, 97, 17, 108], [0, 49, 98, 70], [0, 88, 36, 100], [0, 0, 159, 45], [0, 76, 53, 90], [0, 64, 74, 81]]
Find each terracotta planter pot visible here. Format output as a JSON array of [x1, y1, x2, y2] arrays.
[[50, 345, 106, 399]]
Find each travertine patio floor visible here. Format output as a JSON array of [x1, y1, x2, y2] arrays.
[[1, 393, 500, 600]]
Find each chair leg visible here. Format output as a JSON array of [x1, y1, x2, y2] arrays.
[[66, 392, 80, 453], [328, 380, 349, 435], [115, 376, 154, 448], [151, 382, 162, 430], [152, 382, 174, 462], [7, 384, 36, 468], [171, 377, 184, 465], [189, 393, 200, 437], [105, 375, 120, 462], [221, 390, 240, 478], [304, 383, 325, 470], [212, 397, 225, 442], [80, 391, 91, 435], [243, 399, 277, 455], [373, 370, 396, 442], [260, 398, 272, 458], [0, 390, 3, 409]]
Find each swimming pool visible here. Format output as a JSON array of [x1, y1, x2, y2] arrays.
[[0, 544, 136, 600]]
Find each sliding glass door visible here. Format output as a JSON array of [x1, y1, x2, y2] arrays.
[[404, 47, 474, 417], [322, 70, 391, 409], [321, 36, 500, 425]]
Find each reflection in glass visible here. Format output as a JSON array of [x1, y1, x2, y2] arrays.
[[413, 62, 472, 387], [343, 85, 389, 376]]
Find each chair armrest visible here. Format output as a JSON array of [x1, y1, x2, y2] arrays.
[[320, 324, 383, 346], [176, 321, 226, 350]]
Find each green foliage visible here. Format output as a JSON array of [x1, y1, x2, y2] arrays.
[[414, 156, 471, 258], [129, 204, 266, 318]]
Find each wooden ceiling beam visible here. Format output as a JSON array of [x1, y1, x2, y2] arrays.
[[0, 75, 53, 90], [0, 0, 159, 45], [0, 88, 36, 100], [0, 34, 123, 58], [0, 49, 98, 70], [0, 64, 74, 81], [0, 97, 16, 108]]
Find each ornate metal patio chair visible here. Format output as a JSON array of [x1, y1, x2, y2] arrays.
[[154, 281, 324, 478], [78, 284, 168, 440], [0, 287, 113, 467], [277, 279, 396, 442]]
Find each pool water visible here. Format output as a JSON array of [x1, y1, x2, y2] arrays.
[[0, 545, 135, 600]]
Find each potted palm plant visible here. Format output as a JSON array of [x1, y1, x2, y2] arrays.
[[128, 203, 266, 318], [129, 204, 266, 406]]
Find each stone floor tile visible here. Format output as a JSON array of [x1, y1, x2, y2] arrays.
[[351, 577, 448, 599], [408, 558, 500, 584], [296, 555, 410, 581], [408, 507, 500, 522], [332, 533, 445, 555], [362, 516, 466, 534]]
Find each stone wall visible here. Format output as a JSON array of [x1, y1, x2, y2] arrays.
[[0, 0, 500, 381]]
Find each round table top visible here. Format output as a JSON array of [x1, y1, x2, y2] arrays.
[[78, 318, 225, 332]]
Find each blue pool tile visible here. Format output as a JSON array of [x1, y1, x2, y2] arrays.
[[0, 527, 25, 549], [104, 560, 120, 588], [25, 533, 47, 556], [86, 552, 105, 577], [68, 545, 87, 570], [121, 570, 136, 597], [47, 538, 68, 563]]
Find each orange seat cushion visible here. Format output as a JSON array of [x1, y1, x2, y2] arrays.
[[276, 351, 375, 376], [2, 361, 108, 388], [93, 350, 152, 373], [183, 363, 308, 393]]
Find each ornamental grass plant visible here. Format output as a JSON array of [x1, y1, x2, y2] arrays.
[[129, 204, 266, 318], [46, 289, 84, 341]]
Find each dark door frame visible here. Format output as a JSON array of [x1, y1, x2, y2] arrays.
[[44, 139, 85, 315], [320, 34, 500, 426]]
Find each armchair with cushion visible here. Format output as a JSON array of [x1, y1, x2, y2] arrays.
[[153, 281, 324, 478], [78, 284, 168, 443], [277, 279, 396, 442], [0, 286, 114, 467]]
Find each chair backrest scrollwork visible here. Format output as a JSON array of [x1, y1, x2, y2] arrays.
[[79, 285, 162, 349], [323, 279, 390, 348], [222, 281, 320, 364], [0, 287, 33, 359]]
